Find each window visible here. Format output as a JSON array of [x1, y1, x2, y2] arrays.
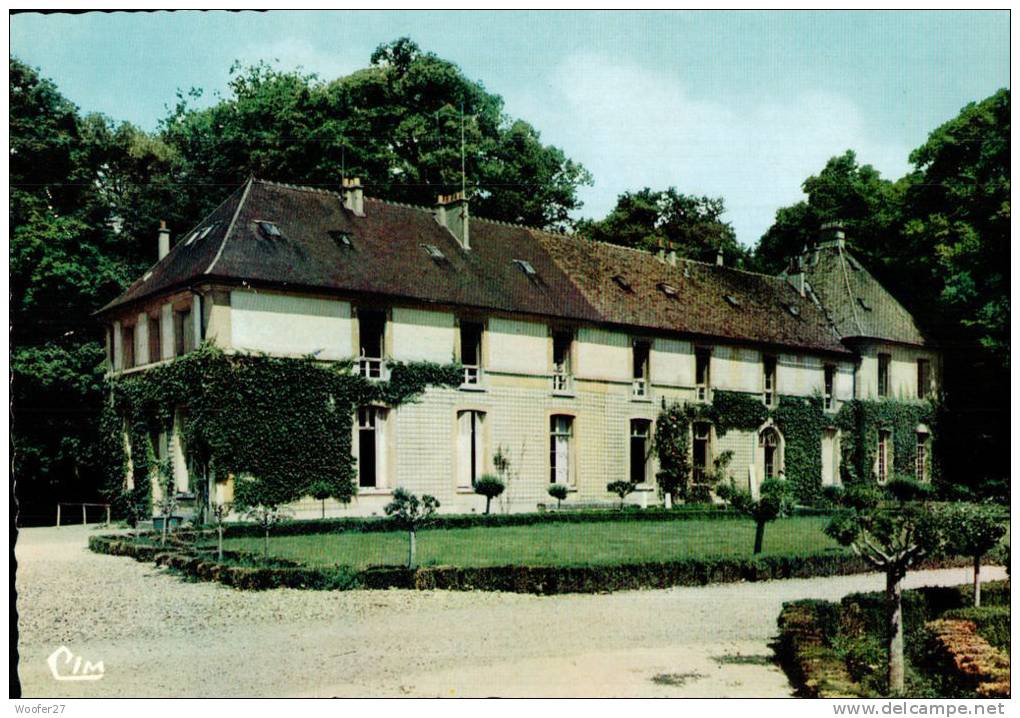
[[657, 282, 678, 299], [549, 415, 573, 485], [632, 341, 650, 399], [824, 365, 836, 410], [513, 259, 537, 279], [877, 429, 891, 483], [917, 359, 931, 399], [552, 330, 573, 393], [173, 308, 193, 357], [915, 432, 929, 481], [459, 321, 483, 386], [257, 220, 282, 239], [695, 349, 711, 401], [630, 419, 652, 485], [786, 303, 801, 317], [121, 325, 135, 369], [857, 297, 873, 311], [692, 422, 711, 484], [457, 410, 485, 489], [612, 275, 633, 293], [148, 315, 161, 364], [358, 310, 386, 379], [878, 353, 891, 397], [723, 294, 741, 308], [760, 428, 781, 480], [422, 243, 446, 261], [357, 407, 387, 488], [763, 355, 777, 407], [329, 230, 353, 249]]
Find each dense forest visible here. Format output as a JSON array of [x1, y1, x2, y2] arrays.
[[10, 38, 1009, 523]]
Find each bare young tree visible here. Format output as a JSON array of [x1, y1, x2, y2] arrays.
[[384, 488, 439, 568], [211, 502, 232, 561]]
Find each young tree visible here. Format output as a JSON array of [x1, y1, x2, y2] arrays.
[[211, 502, 231, 561], [473, 474, 505, 515], [153, 458, 177, 547], [825, 494, 943, 694], [308, 480, 332, 519], [718, 478, 792, 555], [244, 504, 289, 564], [547, 483, 568, 509], [938, 503, 1007, 607], [607, 480, 636, 509], [384, 488, 440, 569]]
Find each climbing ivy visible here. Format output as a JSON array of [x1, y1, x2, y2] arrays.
[[100, 345, 461, 518], [655, 390, 936, 506]]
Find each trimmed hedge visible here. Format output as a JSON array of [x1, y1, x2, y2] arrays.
[[776, 600, 872, 697], [941, 606, 1010, 653], [923, 617, 1010, 697], [91, 533, 973, 595], [200, 505, 832, 540]]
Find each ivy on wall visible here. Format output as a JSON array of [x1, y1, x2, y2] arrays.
[[655, 390, 938, 506], [100, 345, 461, 518]]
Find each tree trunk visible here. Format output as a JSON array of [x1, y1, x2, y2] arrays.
[[161, 513, 168, 546], [321, 499, 326, 519], [974, 554, 982, 607], [557, 498, 561, 509], [753, 520, 766, 554], [217, 525, 224, 561], [263, 527, 269, 564], [887, 570, 905, 695], [408, 529, 416, 569], [485, 497, 491, 515]]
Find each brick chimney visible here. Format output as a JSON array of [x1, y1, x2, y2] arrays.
[[435, 191, 470, 249], [715, 249, 724, 266], [342, 177, 365, 217], [158, 220, 170, 261], [820, 221, 846, 248]]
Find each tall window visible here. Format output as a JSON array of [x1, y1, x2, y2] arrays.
[[760, 427, 780, 480], [552, 331, 573, 393], [692, 422, 711, 484], [358, 310, 386, 379], [763, 355, 777, 407], [824, 365, 836, 410], [915, 431, 928, 481], [459, 321, 483, 386], [878, 353, 891, 397], [357, 407, 387, 488], [122, 325, 135, 369], [877, 429, 891, 483], [629, 419, 652, 485], [917, 359, 931, 399], [550, 415, 573, 485], [148, 315, 161, 364], [456, 410, 485, 489], [174, 307, 192, 357], [632, 341, 650, 399], [695, 349, 711, 401]]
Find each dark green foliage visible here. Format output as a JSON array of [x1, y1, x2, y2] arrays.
[[547, 483, 569, 508], [710, 390, 770, 434], [941, 606, 1011, 653], [102, 346, 460, 516], [835, 398, 936, 489], [576, 188, 753, 267], [885, 476, 935, 502], [606, 480, 636, 507], [719, 478, 793, 554], [938, 503, 1008, 561], [473, 474, 505, 514]]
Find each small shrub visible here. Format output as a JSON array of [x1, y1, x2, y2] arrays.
[[885, 476, 934, 502], [384, 488, 439, 568], [606, 480, 636, 508], [473, 474, 505, 515], [547, 483, 568, 509], [820, 485, 845, 508]]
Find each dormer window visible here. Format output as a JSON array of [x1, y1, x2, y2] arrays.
[[723, 294, 741, 308], [422, 243, 446, 262], [786, 303, 801, 317], [258, 220, 282, 239], [612, 275, 633, 293], [657, 282, 678, 299], [329, 230, 353, 249], [857, 297, 873, 312], [513, 259, 538, 279]]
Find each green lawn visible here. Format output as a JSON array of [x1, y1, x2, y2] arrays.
[[221, 516, 845, 568]]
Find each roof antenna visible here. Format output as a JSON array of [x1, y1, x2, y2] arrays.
[[460, 101, 466, 197]]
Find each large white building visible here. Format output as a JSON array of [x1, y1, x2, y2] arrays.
[[99, 178, 940, 517]]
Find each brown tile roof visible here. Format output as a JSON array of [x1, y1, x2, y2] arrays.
[[101, 179, 851, 355], [797, 242, 929, 347]]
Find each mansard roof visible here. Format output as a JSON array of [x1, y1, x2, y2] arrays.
[[100, 179, 851, 356], [796, 241, 929, 347]]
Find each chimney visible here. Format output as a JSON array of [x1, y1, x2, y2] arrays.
[[435, 191, 470, 249], [667, 250, 677, 267], [787, 256, 807, 297], [715, 249, 724, 266], [342, 177, 365, 217], [158, 220, 170, 261], [820, 221, 845, 248]]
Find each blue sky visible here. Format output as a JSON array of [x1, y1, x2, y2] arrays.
[[10, 10, 1009, 245]]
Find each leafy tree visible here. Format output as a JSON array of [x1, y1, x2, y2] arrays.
[[578, 188, 751, 266], [718, 478, 792, 554], [938, 503, 1007, 607], [547, 483, 568, 509], [161, 39, 592, 230], [384, 487, 439, 568], [211, 502, 231, 561], [308, 480, 333, 519], [825, 492, 943, 694], [473, 474, 505, 515], [606, 480, 636, 509], [243, 504, 290, 563]]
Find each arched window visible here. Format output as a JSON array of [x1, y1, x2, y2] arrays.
[[759, 427, 781, 480]]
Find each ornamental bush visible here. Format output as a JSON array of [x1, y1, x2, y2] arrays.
[[473, 474, 505, 515], [547, 483, 569, 509], [606, 480, 636, 508]]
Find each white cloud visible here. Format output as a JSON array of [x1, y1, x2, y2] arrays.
[[507, 52, 912, 246]]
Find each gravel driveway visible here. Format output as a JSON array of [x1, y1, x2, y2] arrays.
[[14, 525, 1006, 698]]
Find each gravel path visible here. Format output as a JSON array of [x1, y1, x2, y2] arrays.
[[14, 525, 1006, 698]]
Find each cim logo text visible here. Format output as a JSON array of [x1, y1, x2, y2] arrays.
[[46, 646, 105, 681]]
